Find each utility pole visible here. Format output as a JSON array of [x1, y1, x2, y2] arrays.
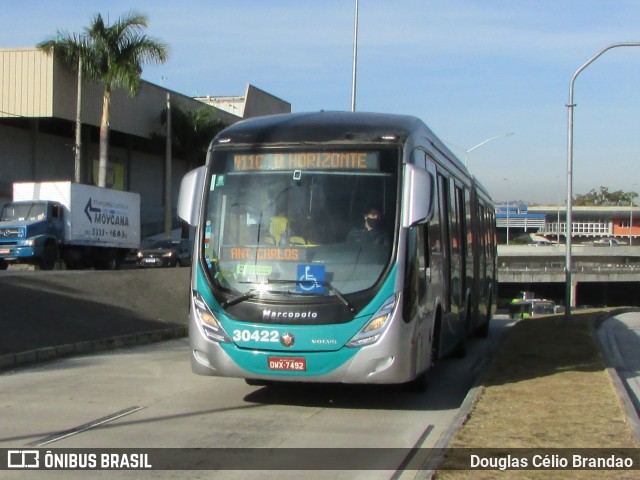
[[164, 92, 172, 238], [74, 57, 82, 183]]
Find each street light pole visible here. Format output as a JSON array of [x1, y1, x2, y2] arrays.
[[630, 199, 634, 246], [351, 0, 359, 112], [464, 133, 514, 169], [565, 42, 640, 320]]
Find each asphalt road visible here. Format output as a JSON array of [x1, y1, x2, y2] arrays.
[[0, 268, 513, 478], [597, 311, 640, 440], [0, 316, 512, 479]]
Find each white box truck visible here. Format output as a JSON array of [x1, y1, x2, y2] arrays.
[[0, 181, 141, 270]]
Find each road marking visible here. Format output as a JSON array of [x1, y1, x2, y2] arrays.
[[27, 406, 144, 447]]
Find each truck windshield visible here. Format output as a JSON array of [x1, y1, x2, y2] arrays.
[[0, 202, 46, 222], [201, 148, 399, 298]]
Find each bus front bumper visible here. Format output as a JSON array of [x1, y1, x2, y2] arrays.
[[189, 316, 417, 385]]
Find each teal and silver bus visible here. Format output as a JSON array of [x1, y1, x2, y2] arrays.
[[177, 111, 497, 389]]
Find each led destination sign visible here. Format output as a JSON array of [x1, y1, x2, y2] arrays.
[[225, 247, 303, 262], [232, 152, 379, 172]]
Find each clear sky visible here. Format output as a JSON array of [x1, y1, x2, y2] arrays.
[[3, 1, 640, 204]]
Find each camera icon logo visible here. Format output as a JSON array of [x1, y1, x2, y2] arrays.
[[7, 450, 40, 469]]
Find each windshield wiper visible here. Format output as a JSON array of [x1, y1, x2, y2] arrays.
[[221, 280, 356, 313], [220, 285, 292, 308], [220, 290, 258, 308], [267, 279, 356, 313]]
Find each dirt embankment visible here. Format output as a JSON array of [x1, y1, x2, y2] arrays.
[[0, 268, 190, 356]]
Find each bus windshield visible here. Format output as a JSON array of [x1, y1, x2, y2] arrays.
[[201, 148, 399, 299]]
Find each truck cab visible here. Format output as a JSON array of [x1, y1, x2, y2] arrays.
[[0, 200, 64, 270]]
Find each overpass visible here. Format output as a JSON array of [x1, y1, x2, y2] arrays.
[[497, 245, 640, 306]]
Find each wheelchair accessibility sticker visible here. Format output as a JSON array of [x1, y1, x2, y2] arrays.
[[296, 264, 325, 294]]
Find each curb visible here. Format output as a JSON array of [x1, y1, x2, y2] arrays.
[[413, 334, 501, 479], [0, 325, 188, 372], [592, 312, 640, 444], [415, 382, 486, 479]]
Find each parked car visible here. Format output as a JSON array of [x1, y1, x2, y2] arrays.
[[508, 299, 557, 319], [136, 239, 192, 268], [585, 237, 627, 247]]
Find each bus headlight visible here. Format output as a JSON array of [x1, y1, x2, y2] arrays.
[[347, 294, 398, 348], [193, 291, 231, 343]]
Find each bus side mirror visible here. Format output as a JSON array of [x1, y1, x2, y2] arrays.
[[402, 163, 434, 228], [178, 166, 206, 227]]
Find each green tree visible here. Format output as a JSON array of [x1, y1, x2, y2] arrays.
[[38, 10, 169, 187], [162, 106, 226, 170], [573, 186, 638, 206]]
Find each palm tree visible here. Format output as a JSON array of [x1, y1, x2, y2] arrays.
[[38, 10, 169, 187], [163, 106, 226, 170]]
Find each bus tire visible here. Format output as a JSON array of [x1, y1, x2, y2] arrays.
[[476, 297, 492, 338], [405, 370, 429, 393], [452, 304, 471, 359]]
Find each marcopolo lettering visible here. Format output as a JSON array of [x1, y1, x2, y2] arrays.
[[262, 310, 318, 321]]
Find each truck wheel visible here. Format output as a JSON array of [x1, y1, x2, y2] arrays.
[[39, 243, 58, 270], [95, 249, 119, 270]]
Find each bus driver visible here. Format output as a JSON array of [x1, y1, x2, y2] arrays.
[[346, 207, 390, 246]]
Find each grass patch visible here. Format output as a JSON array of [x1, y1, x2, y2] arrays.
[[436, 308, 640, 479]]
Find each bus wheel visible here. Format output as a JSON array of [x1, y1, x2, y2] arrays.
[[452, 304, 472, 358], [476, 311, 491, 338], [405, 370, 429, 393]]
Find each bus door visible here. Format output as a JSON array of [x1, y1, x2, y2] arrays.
[[477, 203, 488, 321], [449, 180, 465, 331], [437, 173, 454, 354], [437, 174, 450, 313], [403, 150, 438, 372], [403, 221, 431, 371], [437, 173, 466, 355]]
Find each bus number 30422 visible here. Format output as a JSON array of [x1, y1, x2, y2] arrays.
[[232, 329, 280, 343]]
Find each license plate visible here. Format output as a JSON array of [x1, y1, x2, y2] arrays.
[[0, 249, 9, 255], [268, 357, 307, 372], [143, 258, 157, 263]]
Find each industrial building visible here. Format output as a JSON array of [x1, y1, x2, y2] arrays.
[[0, 48, 290, 237], [496, 203, 640, 246]]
